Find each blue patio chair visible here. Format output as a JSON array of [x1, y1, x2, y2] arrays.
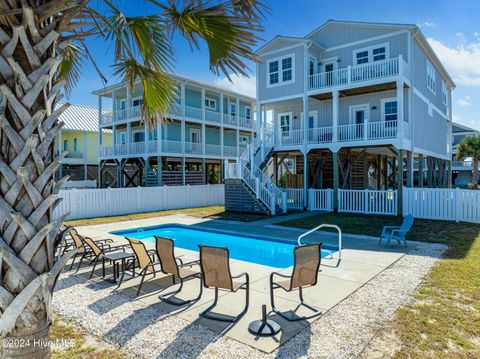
[[379, 215, 414, 246]]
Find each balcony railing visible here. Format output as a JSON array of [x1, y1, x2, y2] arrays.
[[205, 143, 222, 156], [223, 145, 238, 157], [274, 121, 402, 146], [185, 142, 202, 155], [308, 57, 403, 91]]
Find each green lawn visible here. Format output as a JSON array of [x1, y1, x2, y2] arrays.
[[65, 206, 268, 227], [279, 212, 480, 358]]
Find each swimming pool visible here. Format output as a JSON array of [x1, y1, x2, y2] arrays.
[[112, 224, 338, 268]]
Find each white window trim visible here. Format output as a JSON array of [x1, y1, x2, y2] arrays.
[[427, 60, 436, 95], [245, 106, 252, 119], [278, 112, 293, 138], [441, 81, 447, 106], [132, 96, 143, 107], [228, 101, 237, 116], [352, 42, 390, 65], [189, 128, 201, 143], [205, 97, 217, 110], [380, 98, 398, 123], [119, 99, 127, 110], [266, 53, 295, 88], [73, 138, 78, 152], [300, 110, 319, 129], [309, 55, 318, 76], [349, 104, 370, 125]]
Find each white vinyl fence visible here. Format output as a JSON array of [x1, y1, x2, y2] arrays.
[[338, 189, 397, 215], [284, 188, 304, 210], [403, 187, 480, 223], [62, 180, 97, 190], [308, 189, 334, 211], [53, 184, 225, 221]]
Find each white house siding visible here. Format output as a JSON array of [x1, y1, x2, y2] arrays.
[[309, 23, 403, 48], [258, 45, 305, 102], [320, 32, 409, 68], [412, 40, 448, 115], [413, 94, 448, 156]]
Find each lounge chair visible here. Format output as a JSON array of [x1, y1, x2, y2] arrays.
[[68, 228, 113, 271], [154, 236, 203, 305], [121, 237, 159, 296], [270, 243, 323, 321], [81, 236, 130, 278], [379, 214, 413, 246], [198, 245, 249, 322]]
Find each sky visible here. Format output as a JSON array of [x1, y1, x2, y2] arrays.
[[71, 0, 480, 130]]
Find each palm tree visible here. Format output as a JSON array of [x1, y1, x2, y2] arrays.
[[0, 1, 266, 357], [457, 135, 480, 188]]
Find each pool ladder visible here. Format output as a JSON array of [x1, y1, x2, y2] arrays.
[[297, 224, 342, 263]]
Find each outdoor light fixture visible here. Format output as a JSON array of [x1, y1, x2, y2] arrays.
[[371, 106, 377, 110]]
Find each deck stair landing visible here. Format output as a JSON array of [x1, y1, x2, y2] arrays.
[[225, 179, 271, 214]]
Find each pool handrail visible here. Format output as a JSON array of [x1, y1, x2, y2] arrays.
[[297, 224, 342, 261]]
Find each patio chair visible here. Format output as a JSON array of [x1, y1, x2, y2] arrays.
[[379, 214, 414, 246], [198, 245, 249, 322], [81, 236, 130, 278], [120, 237, 159, 296], [270, 243, 323, 321], [68, 228, 114, 271], [154, 236, 203, 305]]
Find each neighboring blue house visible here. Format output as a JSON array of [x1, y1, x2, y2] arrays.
[[226, 20, 455, 215], [451, 122, 479, 186], [93, 74, 255, 187]]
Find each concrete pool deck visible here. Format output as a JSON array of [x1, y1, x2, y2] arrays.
[[66, 213, 416, 353]]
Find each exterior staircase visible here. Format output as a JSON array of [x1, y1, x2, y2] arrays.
[[224, 133, 286, 215]]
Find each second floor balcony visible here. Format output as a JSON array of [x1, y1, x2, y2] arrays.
[[275, 120, 410, 147], [100, 102, 255, 130], [307, 56, 408, 92]]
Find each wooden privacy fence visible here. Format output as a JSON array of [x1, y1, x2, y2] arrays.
[[338, 189, 398, 215], [308, 189, 334, 212], [403, 187, 480, 223], [53, 184, 225, 220]]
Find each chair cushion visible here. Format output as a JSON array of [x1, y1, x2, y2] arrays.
[[178, 267, 200, 279]]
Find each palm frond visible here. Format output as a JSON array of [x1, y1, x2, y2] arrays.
[[457, 135, 480, 160], [57, 43, 85, 97]]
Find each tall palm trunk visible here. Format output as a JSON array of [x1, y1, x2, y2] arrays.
[[473, 158, 479, 188], [0, 3, 77, 358]]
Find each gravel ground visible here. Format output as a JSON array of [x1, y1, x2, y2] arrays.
[[53, 241, 446, 359]]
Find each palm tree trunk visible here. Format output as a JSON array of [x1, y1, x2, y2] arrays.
[[0, 3, 77, 358], [473, 159, 479, 188]]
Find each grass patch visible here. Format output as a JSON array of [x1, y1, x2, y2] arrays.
[[65, 206, 268, 227], [279, 212, 480, 358], [51, 315, 123, 359]]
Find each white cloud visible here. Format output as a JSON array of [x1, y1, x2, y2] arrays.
[[214, 74, 256, 97], [457, 96, 472, 107], [428, 37, 480, 85], [422, 21, 436, 28]]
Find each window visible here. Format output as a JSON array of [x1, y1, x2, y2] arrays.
[[63, 139, 69, 151], [267, 54, 294, 86], [373, 47, 386, 61], [73, 138, 78, 152], [282, 57, 292, 82], [119, 99, 126, 110], [205, 97, 216, 110], [133, 131, 144, 143], [229, 103, 237, 116], [384, 101, 398, 122], [442, 81, 447, 105], [132, 97, 143, 107], [269, 60, 279, 85], [120, 132, 127, 144], [279, 113, 291, 137], [245, 107, 251, 120], [301, 111, 318, 128], [190, 128, 200, 143], [239, 136, 249, 144], [427, 61, 436, 94], [353, 43, 389, 65], [355, 50, 369, 64], [309, 56, 317, 76]]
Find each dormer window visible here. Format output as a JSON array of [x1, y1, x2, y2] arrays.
[[267, 54, 295, 87]]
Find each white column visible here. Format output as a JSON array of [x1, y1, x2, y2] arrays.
[[303, 95, 309, 206], [181, 119, 186, 154], [236, 128, 240, 157], [201, 88, 206, 121], [201, 123, 206, 155], [126, 86, 131, 118], [112, 90, 116, 121], [220, 93, 224, 124], [220, 127, 224, 157], [127, 122, 131, 155], [397, 79, 404, 139], [144, 121, 149, 154], [157, 116, 162, 153], [256, 100, 262, 135], [332, 91, 339, 142], [236, 97, 240, 126], [181, 82, 186, 117]]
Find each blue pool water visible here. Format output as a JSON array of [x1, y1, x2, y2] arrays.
[[112, 224, 338, 268]]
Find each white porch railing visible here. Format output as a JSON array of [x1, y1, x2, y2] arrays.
[[129, 142, 145, 155], [307, 127, 333, 144], [205, 143, 222, 156], [308, 189, 334, 211], [283, 188, 304, 209], [185, 106, 202, 119], [367, 120, 398, 139], [277, 129, 304, 146], [162, 140, 182, 153], [185, 142, 202, 155], [339, 189, 397, 215], [308, 56, 402, 91], [338, 123, 364, 142], [223, 145, 238, 157], [205, 109, 222, 123]]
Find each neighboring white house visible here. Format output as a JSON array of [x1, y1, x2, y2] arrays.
[[93, 74, 255, 188], [225, 20, 455, 214], [451, 122, 479, 186]]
